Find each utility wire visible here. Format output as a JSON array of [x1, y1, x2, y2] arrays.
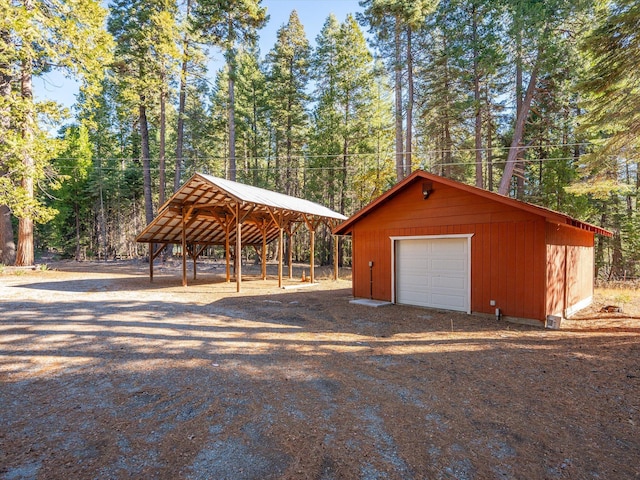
[[50, 155, 621, 173], [51, 141, 599, 163]]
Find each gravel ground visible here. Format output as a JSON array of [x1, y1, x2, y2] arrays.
[[1, 260, 639, 479]]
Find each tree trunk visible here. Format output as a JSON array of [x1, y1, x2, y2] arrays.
[[16, 55, 34, 266], [74, 201, 81, 261], [228, 64, 236, 181], [0, 29, 15, 265], [341, 93, 350, 215], [610, 195, 624, 279], [227, 14, 237, 182], [174, 0, 191, 193], [140, 101, 154, 226], [0, 206, 15, 265], [472, 5, 483, 188], [97, 160, 106, 260], [442, 38, 453, 178], [252, 79, 259, 185], [514, 32, 525, 198], [486, 93, 494, 192], [404, 26, 413, 178], [285, 62, 293, 195], [498, 47, 541, 196], [394, 17, 404, 182], [159, 78, 166, 207]]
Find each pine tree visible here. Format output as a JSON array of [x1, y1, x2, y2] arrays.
[[233, 46, 270, 187], [191, 0, 267, 181], [310, 14, 379, 215], [42, 125, 93, 260], [414, 7, 469, 180], [0, 0, 112, 265], [359, 0, 438, 181], [580, 0, 640, 160], [264, 10, 310, 196], [497, 0, 589, 196], [108, 0, 180, 225]]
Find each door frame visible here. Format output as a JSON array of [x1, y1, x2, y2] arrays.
[[390, 234, 473, 314]]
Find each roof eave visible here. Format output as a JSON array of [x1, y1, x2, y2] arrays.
[[333, 170, 613, 237]]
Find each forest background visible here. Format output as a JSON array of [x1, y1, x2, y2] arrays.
[[0, 0, 638, 281]]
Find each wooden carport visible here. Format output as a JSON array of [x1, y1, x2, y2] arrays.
[[135, 173, 347, 291]]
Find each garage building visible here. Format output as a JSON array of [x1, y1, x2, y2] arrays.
[[334, 170, 612, 326]]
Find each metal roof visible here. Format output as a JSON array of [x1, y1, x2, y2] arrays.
[[136, 173, 347, 247], [197, 173, 346, 219]]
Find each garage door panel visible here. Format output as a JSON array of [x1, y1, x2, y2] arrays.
[[431, 293, 467, 310], [432, 275, 466, 289], [430, 240, 466, 255], [431, 258, 465, 272], [396, 237, 469, 313]]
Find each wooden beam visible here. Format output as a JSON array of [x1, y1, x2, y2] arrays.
[[302, 214, 321, 284], [310, 228, 315, 284], [181, 207, 187, 287], [149, 242, 154, 283], [193, 244, 197, 280], [238, 204, 256, 223], [262, 226, 267, 280], [278, 225, 284, 288], [287, 228, 293, 279], [284, 221, 303, 279], [333, 235, 339, 280], [236, 203, 242, 293], [225, 225, 231, 283]]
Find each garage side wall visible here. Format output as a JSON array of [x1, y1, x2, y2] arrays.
[[545, 223, 595, 318], [350, 180, 548, 321]]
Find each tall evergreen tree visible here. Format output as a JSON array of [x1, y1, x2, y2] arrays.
[[42, 125, 93, 260], [414, 7, 469, 180], [580, 0, 640, 161], [0, 0, 112, 265], [497, 0, 589, 196], [310, 14, 378, 214], [191, 0, 267, 181], [233, 46, 270, 187], [359, 0, 438, 181], [265, 10, 310, 196], [108, 0, 180, 225]]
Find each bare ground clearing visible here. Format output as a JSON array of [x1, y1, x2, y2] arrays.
[[1, 260, 639, 479]]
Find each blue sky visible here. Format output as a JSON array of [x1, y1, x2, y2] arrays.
[[35, 0, 365, 110], [261, 0, 363, 51]]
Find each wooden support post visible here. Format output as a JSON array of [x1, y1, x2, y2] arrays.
[[287, 229, 293, 279], [225, 227, 231, 283], [262, 229, 267, 280], [302, 214, 318, 284], [236, 204, 242, 293], [278, 226, 284, 288], [310, 229, 315, 284], [333, 235, 339, 280], [181, 209, 187, 287], [149, 242, 154, 283], [193, 245, 197, 280]]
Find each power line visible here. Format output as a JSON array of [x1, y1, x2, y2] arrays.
[[50, 155, 617, 175], [51, 141, 607, 164]]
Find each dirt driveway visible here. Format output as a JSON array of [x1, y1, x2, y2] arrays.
[[1, 261, 639, 479]]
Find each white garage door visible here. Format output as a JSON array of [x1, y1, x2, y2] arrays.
[[395, 237, 470, 312]]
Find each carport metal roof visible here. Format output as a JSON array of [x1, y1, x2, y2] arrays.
[[136, 173, 347, 290], [137, 173, 347, 247]]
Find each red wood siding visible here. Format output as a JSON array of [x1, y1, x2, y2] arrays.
[[350, 180, 549, 320], [545, 224, 595, 317]]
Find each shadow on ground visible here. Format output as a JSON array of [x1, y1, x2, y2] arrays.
[[1, 266, 639, 479]]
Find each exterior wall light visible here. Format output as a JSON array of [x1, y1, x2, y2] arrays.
[[422, 181, 433, 199]]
